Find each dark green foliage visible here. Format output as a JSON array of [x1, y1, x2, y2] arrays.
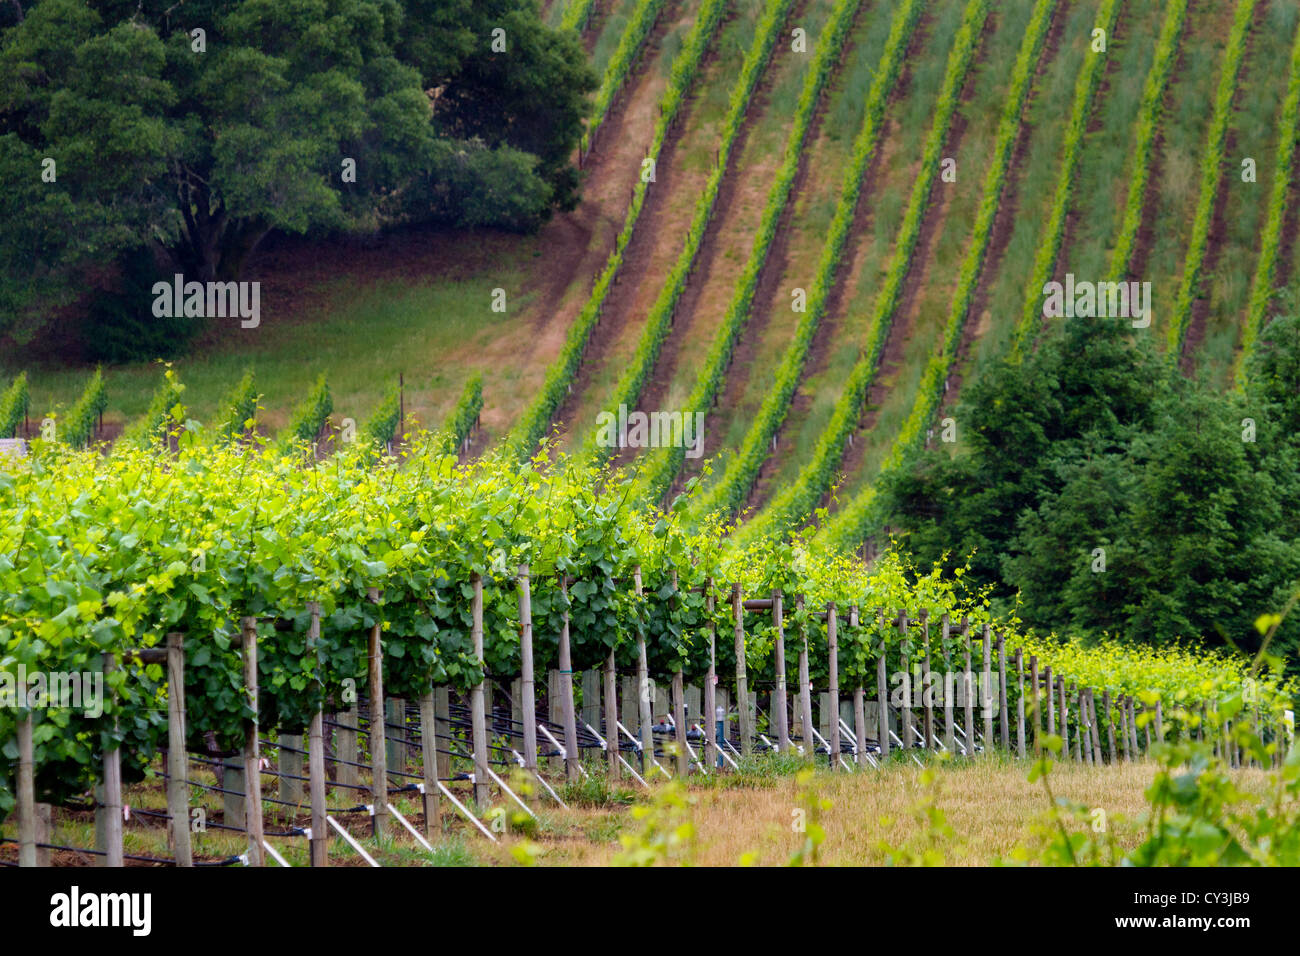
[[876, 316, 1300, 663], [0, 0, 594, 342], [79, 247, 201, 362]]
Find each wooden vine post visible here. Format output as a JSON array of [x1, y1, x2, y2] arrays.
[[997, 631, 1009, 752], [1119, 694, 1131, 762], [899, 611, 912, 751], [241, 616, 265, 866], [733, 583, 751, 756], [670, 570, 688, 778], [877, 610, 889, 759], [919, 609, 932, 750], [418, 687, 439, 839], [850, 606, 868, 766], [1014, 648, 1025, 759], [166, 632, 192, 866], [305, 603, 329, 865], [773, 589, 790, 751], [1077, 686, 1089, 764], [558, 577, 580, 783], [99, 653, 123, 867], [604, 635, 619, 780], [941, 612, 955, 754], [827, 602, 840, 768], [367, 589, 390, 836], [704, 579, 717, 770], [1102, 690, 1115, 764], [1058, 676, 1069, 762], [1030, 656, 1041, 756], [469, 574, 490, 808], [16, 678, 35, 867], [981, 624, 993, 754], [961, 616, 973, 756], [634, 566, 654, 774], [1089, 689, 1104, 764], [797, 595, 813, 758], [1044, 667, 1055, 739], [518, 564, 538, 770]]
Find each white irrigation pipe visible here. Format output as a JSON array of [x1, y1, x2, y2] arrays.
[[387, 803, 435, 853], [434, 781, 498, 842], [520, 739, 570, 806], [538, 723, 590, 782], [585, 721, 650, 788], [666, 717, 709, 774], [889, 727, 925, 767], [262, 839, 291, 868], [759, 733, 778, 754], [486, 766, 536, 819], [618, 720, 672, 780], [811, 726, 853, 772], [326, 815, 381, 866], [839, 718, 880, 769]]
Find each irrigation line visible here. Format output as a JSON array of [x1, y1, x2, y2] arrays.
[[386, 803, 436, 854], [326, 815, 381, 866], [433, 782, 497, 842], [485, 766, 536, 819]]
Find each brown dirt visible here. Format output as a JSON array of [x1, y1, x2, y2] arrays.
[[940, 0, 1069, 415], [672, 4, 869, 497], [830, 9, 996, 501], [1052, 0, 1133, 306], [547, 1, 730, 449], [1180, 0, 1266, 374], [609, 0, 808, 472]]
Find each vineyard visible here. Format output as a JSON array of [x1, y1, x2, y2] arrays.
[[4, 0, 1300, 873]]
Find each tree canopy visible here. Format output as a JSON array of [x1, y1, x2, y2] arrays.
[[0, 0, 594, 342], [874, 315, 1300, 665]]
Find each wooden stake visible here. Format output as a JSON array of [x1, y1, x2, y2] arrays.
[[981, 623, 993, 754], [307, 603, 328, 866], [558, 577, 579, 783], [166, 632, 192, 866], [1089, 689, 1103, 764], [469, 575, 489, 808], [877, 609, 890, 758], [961, 616, 973, 756], [900, 611, 913, 751], [733, 583, 751, 755], [798, 595, 813, 758], [941, 612, 954, 754], [773, 590, 790, 751], [1014, 648, 1025, 759], [241, 617, 264, 866], [634, 566, 653, 774], [827, 603, 840, 768], [16, 700, 35, 867], [418, 691, 439, 840], [518, 564, 537, 769], [367, 589, 390, 836], [1030, 656, 1041, 756], [704, 579, 718, 770], [920, 609, 933, 750], [997, 631, 1009, 752], [1102, 690, 1115, 764], [604, 647, 619, 780]]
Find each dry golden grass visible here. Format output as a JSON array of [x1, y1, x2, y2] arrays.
[[477, 756, 1273, 867], [5, 757, 1273, 867]]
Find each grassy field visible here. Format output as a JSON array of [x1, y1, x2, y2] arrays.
[[4, 754, 1271, 868]]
